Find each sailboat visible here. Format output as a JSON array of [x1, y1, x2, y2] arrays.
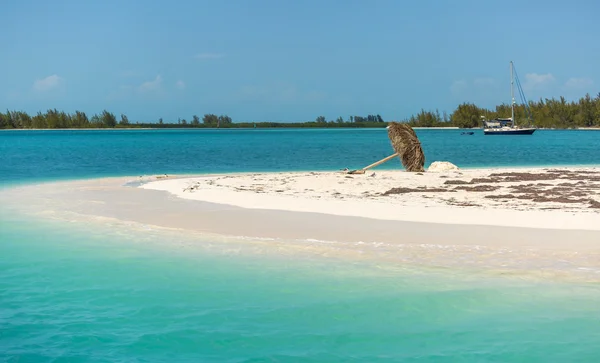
[[483, 61, 536, 135]]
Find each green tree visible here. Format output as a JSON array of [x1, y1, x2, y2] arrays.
[[45, 109, 60, 128], [119, 114, 130, 126], [101, 110, 117, 128], [191, 115, 200, 126], [0, 112, 8, 129], [595, 93, 600, 126], [203, 114, 219, 126], [218, 115, 232, 127], [408, 109, 442, 127], [72, 111, 89, 128], [90, 114, 102, 127], [9, 111, 32, 128], [57, 111, 70, 128], [32, 112, 47, 128], [574, 93, 595, 127], [451, 103, 484, 128]]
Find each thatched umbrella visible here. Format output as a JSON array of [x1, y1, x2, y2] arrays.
[[386, 122, 425, 172], [347, 122, 425, 174]]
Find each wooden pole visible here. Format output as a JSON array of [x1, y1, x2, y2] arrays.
[[347, 153, 399, 174]]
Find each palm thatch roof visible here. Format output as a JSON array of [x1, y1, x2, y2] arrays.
[[387, 122, 425, 172]]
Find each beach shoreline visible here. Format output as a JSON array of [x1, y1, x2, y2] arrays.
[[2, 166, 600, 280], [140, 167, 600, 230], [3, 166, 599, 234]]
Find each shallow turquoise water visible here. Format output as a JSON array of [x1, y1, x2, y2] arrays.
[[2, 215, 600, 362], [2, 129, 600, 362]]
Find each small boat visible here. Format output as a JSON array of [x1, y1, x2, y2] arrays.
[[483, 61, 536, 135], [461, 131, 475, 135], [483, 119, 535, 135]]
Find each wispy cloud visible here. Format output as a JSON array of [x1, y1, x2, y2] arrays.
[[523, 73, 555, 91], [138, 75, 163, 92], [564, 77, 594, 90], [33, 74, 63, 92], [194, 53, 224, 60], [176, 80, 186, 90]]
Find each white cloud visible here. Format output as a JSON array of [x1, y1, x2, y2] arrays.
[[522, 73, 555, 91], [564, 77, 594, 90], [138, 75, 163, 92], [33, 74, 63, 92], [176, 80, 185, 90], [194, 53, 224, 60]]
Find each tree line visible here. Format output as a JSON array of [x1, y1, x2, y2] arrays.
[[405, 93, 600, 129], [0, 111, 234, 129], [314, 114, 384, 124], [1, 93, 598, 129], [0, 110, 388, 129]]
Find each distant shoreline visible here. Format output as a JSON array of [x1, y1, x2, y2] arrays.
[[2, 126, 600, 131]]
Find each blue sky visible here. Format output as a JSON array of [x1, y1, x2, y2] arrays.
[[1, 0, 598, 123]]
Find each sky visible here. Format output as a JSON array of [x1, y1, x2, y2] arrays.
[[1, 0, 598, 123]]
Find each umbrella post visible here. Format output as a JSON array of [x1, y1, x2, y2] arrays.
[[347, 153, 399, 174]]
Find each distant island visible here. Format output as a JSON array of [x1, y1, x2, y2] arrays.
[[1, 93, 598, 130]]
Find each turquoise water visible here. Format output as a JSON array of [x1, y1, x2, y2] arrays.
[[3, 216, 600, 362], [2, 129, 600, 362], [2, 129, 600, 185]]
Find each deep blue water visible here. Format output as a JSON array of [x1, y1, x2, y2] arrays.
[[2, 128, 599, 185], [2, 128, 600, 362]]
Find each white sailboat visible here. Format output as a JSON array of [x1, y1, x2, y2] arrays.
[[483, 61, 536, 135]]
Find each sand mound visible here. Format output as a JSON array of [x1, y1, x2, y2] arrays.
[[428, 161, 459, 172]]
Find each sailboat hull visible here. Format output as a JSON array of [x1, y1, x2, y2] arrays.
[[483, 128, 536, 135], [482, 62, 537, 136]]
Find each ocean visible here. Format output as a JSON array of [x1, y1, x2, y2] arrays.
[[2, 129, 600, 362], [2, 128, 600, 185]]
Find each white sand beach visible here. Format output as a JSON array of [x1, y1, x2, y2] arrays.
[[141, 167, 600, 231], [2, 167, 600, 280]]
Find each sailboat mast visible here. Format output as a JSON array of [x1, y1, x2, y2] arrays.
[[510, 61, 515, 126]]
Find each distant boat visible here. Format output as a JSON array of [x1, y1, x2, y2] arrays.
[[483, 61, 536, 135], [461, 131, 475, 135]]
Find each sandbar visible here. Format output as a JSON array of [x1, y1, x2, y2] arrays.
[[2, 167, 600, 280]]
